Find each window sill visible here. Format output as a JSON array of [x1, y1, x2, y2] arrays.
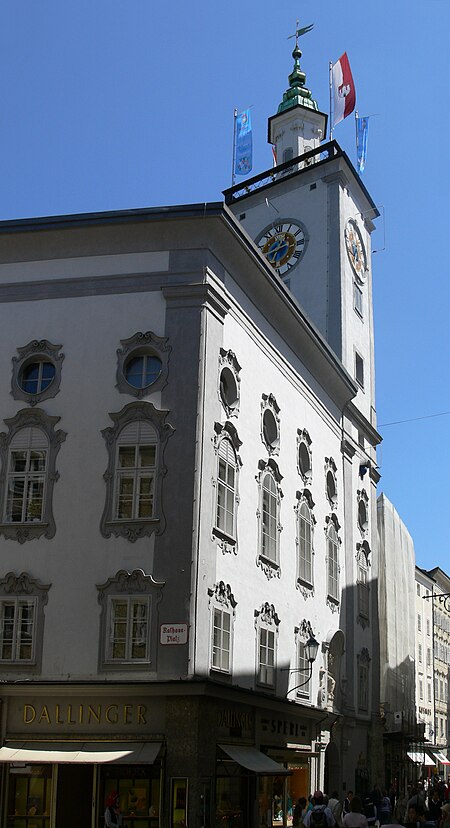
[[297, 577, 313, 590], [103, 518, 160, 543], [101, 660, 152, 671], [210, 669, 232, 683], [258, 555, 281, 580], [212, 527, 236, 546]]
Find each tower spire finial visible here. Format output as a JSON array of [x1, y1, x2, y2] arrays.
[[277, 20, 318, 114]]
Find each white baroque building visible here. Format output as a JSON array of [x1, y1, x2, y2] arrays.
[[0, 42, 383, 828]]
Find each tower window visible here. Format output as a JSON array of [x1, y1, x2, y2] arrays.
[[355, 352, 365, 389], [354, 283, 363, 317]]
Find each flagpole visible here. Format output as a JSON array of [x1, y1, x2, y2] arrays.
[[329, 62, 333, 141], [231, 108, 237, 186]]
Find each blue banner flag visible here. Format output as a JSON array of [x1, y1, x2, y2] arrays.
[[234, 109, 252, 176], [356, 115, 369, 174]]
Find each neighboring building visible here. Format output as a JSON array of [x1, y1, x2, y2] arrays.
[[0, 40, 382, 828], [425, 567, 450, 772], [414, 568, 436, 746], [377, 494, 422, 789]]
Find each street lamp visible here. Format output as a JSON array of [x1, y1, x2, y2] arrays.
[[282, 636, 320, 697]]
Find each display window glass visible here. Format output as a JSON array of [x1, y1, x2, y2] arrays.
[[100, 765, 161, 828], [7, 764, 53, 828]]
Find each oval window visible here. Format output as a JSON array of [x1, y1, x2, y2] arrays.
[[20, 361, 55, 394], [125, 354, 162, 389]]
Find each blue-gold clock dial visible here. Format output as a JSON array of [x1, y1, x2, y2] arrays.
[[256, 221, 307, 277]]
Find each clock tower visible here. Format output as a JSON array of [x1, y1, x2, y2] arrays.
[[224, 40, 379, 426]]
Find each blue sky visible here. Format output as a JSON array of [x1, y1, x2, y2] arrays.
[[0, 0, 448, 573]]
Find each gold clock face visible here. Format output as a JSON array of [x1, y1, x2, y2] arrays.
[[345, 219, 367, 281], [256, 221, 307, 277]]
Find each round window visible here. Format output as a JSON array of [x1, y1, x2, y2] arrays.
[[326, 470, 337, 504], [298, 441, 311, 478], [219, 367, 238, 410], [263, 409, 279, 448], [20, 361, 55, 395], [125, 354, 162, 389]]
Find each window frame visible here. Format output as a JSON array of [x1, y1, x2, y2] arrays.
[[0, 572, 50, 671], [116, 331, 170, 398], [0, 409, 66, 543], [256, 459, 283, 579], [208, 581, 237, 676], [11, 340, 64, 407], [106, 594, 151, 663], [212, 423, 242, 553], [325, 514, 341, 606], [260, 394, 280, 456], [218, 349, 241, 417], [100, 402, 173, 542], [295, 491, 316, 590], [97, 569, 164, 672], [255, 603, 279, 690]]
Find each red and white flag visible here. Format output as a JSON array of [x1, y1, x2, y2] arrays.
[[332, 52, 356, 127]]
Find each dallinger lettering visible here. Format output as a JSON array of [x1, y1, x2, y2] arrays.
[[23, 703, 147, 726]]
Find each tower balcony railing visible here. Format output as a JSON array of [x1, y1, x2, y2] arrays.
[[223, 140, 342, 205]]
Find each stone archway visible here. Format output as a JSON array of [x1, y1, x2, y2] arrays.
[[324, 739, 341, 797]]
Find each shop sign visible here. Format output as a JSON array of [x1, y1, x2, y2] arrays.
[[217, 708, 254, 736], [259, 715, 309, 744], [7, 697, 165, 734], [160, 623, 188, 645]]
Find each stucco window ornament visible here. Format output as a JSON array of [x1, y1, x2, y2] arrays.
[[294, 489, 316, 597], [325, 456, 338, 509], [11, 340, 64, 407], [211, 422, 242, 555], [100, 401, 174, 543], [325, 513, 341, 612], [116, 331, 170, 398], [218, 348, 241, 417], [297, 428, 312, 483], [0, 409, 66, 543], [255, 602, 280, 689], [256, 459, 283, 580], [208, 581, 237, 675], [292, 619, 316, 701], [357, 647, 371, 711], [261, 394, 280, 455], [97, 569, 164, 671], [0, 571, 50, 671], [357, 488, 369, 535]]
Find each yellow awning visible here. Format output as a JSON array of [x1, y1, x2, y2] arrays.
[[0, 741, 162, 764]]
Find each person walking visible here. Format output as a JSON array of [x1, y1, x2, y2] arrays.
[[342, 796, 369, 828], [104, 791, 123, 828], [303, 792, 336, 828], [328, 792, 343, 827]]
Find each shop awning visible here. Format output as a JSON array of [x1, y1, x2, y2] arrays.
[[218, 744, 290, 775], [0, 741, 162, 764], [407, 751, 435, 766], [433, 751, 450, 765]]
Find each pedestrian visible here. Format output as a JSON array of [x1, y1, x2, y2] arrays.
[[428, 789, 443, 823], [378, 790, 393, 825], [303, 791, 336, 828], [328, 791, 343, 827], [440, 803, 450, 828], [294, 798, 308, 828], [343, 793, 354, 817], [104, 791, 123, 828], [342, 796, 369, 828], [363, 797, 377, 828]]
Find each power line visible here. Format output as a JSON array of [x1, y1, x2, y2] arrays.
[[378, 410, 450, 428]]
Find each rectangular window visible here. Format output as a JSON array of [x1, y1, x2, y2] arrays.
[[355, 352, 364, 389], [428, 683, 432, 703], [296, 641, 310, 698], [426, 618, 431, 636], [261, 476, 278, 562], [418, 613, 421, 631], [418, 643, 422, 663], [426, 648, 431, 668], [419, 679, 423, 700], [107, 596, 150, 662], [216, 441, 236, 538], [115, 445, 155, 520], [212, 608, 231, 672], [358, 664, 368, 710], [258, 627, 275, 686], [417, 584, 421, 596], [354, 283, 363, 317], [6, 449, 47, 523], [0, 598, 36, 661]]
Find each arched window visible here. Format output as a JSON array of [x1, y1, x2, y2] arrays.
[[298, 501, 313, 585], [0, 410, 66, 542], [101, 402, 173, 542], [114, 421, 157, 521], [216, 438, 238, 539], [262, 472, 278, 562], [327, 521, 339, 601], [357, 546, 370, 621]]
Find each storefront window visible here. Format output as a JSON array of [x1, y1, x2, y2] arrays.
[[258, 763, 310, 828], [7, 764, 53, 828], [216, 775, 245, 828], [100, 765, 161, 828]]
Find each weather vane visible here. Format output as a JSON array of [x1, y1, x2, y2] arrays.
[[288, 19, 314, 48]]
